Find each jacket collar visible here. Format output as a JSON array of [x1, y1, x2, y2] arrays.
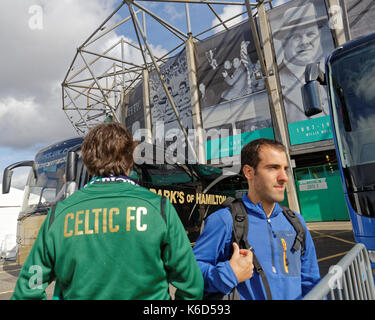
[[241, 193, 283, 219], [84, 175, 138, 188]]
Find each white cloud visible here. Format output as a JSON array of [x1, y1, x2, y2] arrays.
[[0, 96, 75, 148], [211, 5, 246, 34], [163, 3, 185, 23], [0, 0, 119, 150], [355, 61, 375, 103], [209, 1, 292, 34], [100, 34, 168, 68], [272, 0, 291, 7]]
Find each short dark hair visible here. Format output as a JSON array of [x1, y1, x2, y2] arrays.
[[82, 122, 136, 177], [241, 138, 286, 171]]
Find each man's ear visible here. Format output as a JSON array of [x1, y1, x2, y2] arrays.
[[242, 164, 254, 180]]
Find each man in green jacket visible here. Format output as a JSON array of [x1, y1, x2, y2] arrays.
[[12, 122, 203, 300]]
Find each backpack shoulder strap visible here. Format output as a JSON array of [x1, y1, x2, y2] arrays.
[[223, 198, 272, 300], [226, 199, 250, 250], [281, 206, 306, 255], [48, 203, 58, 230], [252, 253, 273, 300], [160, 196, 167, 224]]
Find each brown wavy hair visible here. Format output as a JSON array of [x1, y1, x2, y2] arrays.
[[82, 122, 136, 177]]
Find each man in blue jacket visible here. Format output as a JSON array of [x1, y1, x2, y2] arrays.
[[193, 138, 320, 300]]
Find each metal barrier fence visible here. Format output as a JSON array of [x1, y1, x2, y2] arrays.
[[304, 243, 375, 300]]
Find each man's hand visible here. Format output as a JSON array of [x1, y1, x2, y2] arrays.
[[229, 242, 254, 283]]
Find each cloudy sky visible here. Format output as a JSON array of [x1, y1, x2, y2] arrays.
[[0, 0, 122, 188], [0, 0, 289, 191]]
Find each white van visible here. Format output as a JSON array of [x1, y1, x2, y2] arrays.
[[0, 187, 24, 259]]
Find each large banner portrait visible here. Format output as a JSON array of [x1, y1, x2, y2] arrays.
[[196, 20, 274, 161], [269, 0, 336, 146], [149, 49, 194, 159], [125, 81, 145, 139]]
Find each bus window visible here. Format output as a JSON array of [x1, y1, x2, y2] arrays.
[[202, 174, 248, 219], [21, 138, 83, 216], [23, 163, 67, 215], [140, 163, 193, 187], [128, 167, 141, 183], [207, 174, 247, 198]]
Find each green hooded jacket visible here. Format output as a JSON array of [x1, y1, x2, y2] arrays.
[[11, 180, 203, 300]]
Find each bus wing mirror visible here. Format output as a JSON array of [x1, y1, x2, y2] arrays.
[[2, 160, 35, 194], [2, 168, 13, 194], [305, 63, 326, 84], [66, 150, 78, 182], [302, 81, 323, 116], [302, 63, 326, 117]]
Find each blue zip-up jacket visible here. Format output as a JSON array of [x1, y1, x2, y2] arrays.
[[193, 194, 320, 300]]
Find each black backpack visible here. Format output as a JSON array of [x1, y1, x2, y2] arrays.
[[204, 197, 306, 300]]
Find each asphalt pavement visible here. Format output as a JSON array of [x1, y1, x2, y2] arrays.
[[307, 221, 356, 277]]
